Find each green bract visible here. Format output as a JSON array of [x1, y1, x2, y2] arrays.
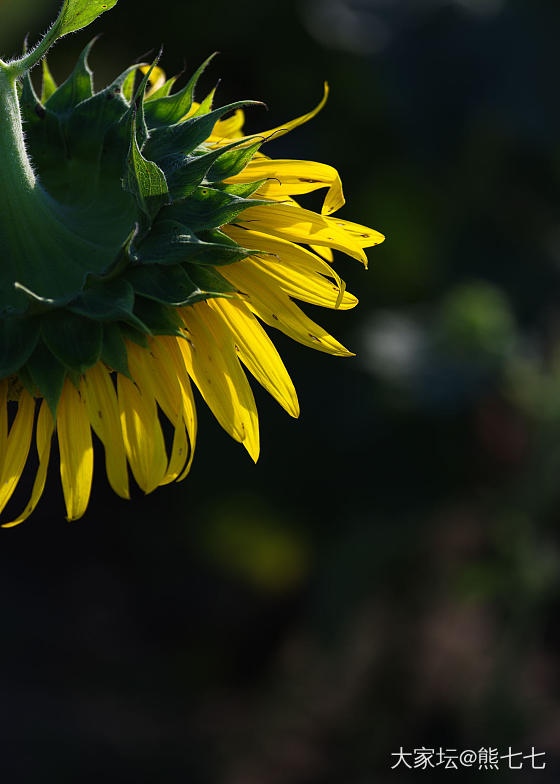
[[0, 0, 270, 415]]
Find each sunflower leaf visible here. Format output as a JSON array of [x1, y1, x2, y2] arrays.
[[54, 0, 118, 36]]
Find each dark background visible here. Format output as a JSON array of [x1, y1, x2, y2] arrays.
[[1, 0, 560, 780]]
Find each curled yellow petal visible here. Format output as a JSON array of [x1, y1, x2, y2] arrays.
[[224, 225, 355, 310], [128, 339, 190, 484], [213, 109, 246, 140], [221, 261, 354, 357], [238, 203, 369, 266], [208, 298, 299, 418], [179, 304, 260, 462], [156, 337, 198, 481], [83, 363, 130, 500], [249, 257, 356, 311], [58, 381, 94, 521], [2, 401, 55, 528], [117, 366, 168, 494], [0, 389, 35, 516], [326, 216, 385, 248], [229, 159, 345, 216], [214, 83, 329, 147]]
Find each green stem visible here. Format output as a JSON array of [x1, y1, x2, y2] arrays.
[[0, 65, 36, 196]]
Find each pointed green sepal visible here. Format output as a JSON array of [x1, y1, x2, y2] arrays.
[[124, 109, 169, 219], [45, 38, 96, 115], [165, 186, 273, 233], [145, 75, 178, 102], [191, 84, 217, 118], [25, 342, 67, 419], [129, 53, 162, 148], [143, 53, 217, 128], [134, 219, 251, 266], [206, 139, 262, 182], [41, 59, 58, 103], [120, 323, 150, 348], [163, 136, 260, 200], [145, 101, 263, 161], [126, 264, 199, 306], [20, 69, 44, 127], [133, 298, 184, 336], [0, 317, 40, 377], [216, 179, 267, 199], [186, 265, 237, 298], [41, 311, 102, 374], [101, 323, 131, 377]]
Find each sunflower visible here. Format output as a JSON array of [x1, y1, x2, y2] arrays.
[[0, 0, 383, 525]]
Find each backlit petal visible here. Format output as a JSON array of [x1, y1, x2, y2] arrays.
[[2, 401, 54, 527], [58, 381, 94, 521], [221, 261, 354, 357], [117, 368, 168, 494], [208, 298, 299, 418], [229, 159, 345, 216], [83, 363, 130, 500], [238, 203, 369, 265], [179, 304, 260, 461], [0, 389, 35, 515]]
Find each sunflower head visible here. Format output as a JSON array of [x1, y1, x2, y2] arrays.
[[0, 0, 384, 525]]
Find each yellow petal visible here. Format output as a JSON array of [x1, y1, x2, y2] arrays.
[[220, 261, 354, 357], [248, 257, 356, 311], [224, 225, 355, 310], [208, 297, 299, 418], [83, 363, 130, 500], [159, 404, 190, 485], [0, 389, 35, 515], [0, 381, 7, 477], [226, 224, 346, 297], [129, 339, 190, 484], [214, 83, 329, 147], [179, 304, 260, 461], [237, 203, 369, 265], [2, 401, 55, 528], [155, 337, 198, 480], [326, 216, 385, 248], [117, 370, 168, 494], [212, 109, 246, 140], [58, 381, 94, 521], [228, 159, 345, 216], [310, 245, 334, 261], [141, 64, 166, 97]]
